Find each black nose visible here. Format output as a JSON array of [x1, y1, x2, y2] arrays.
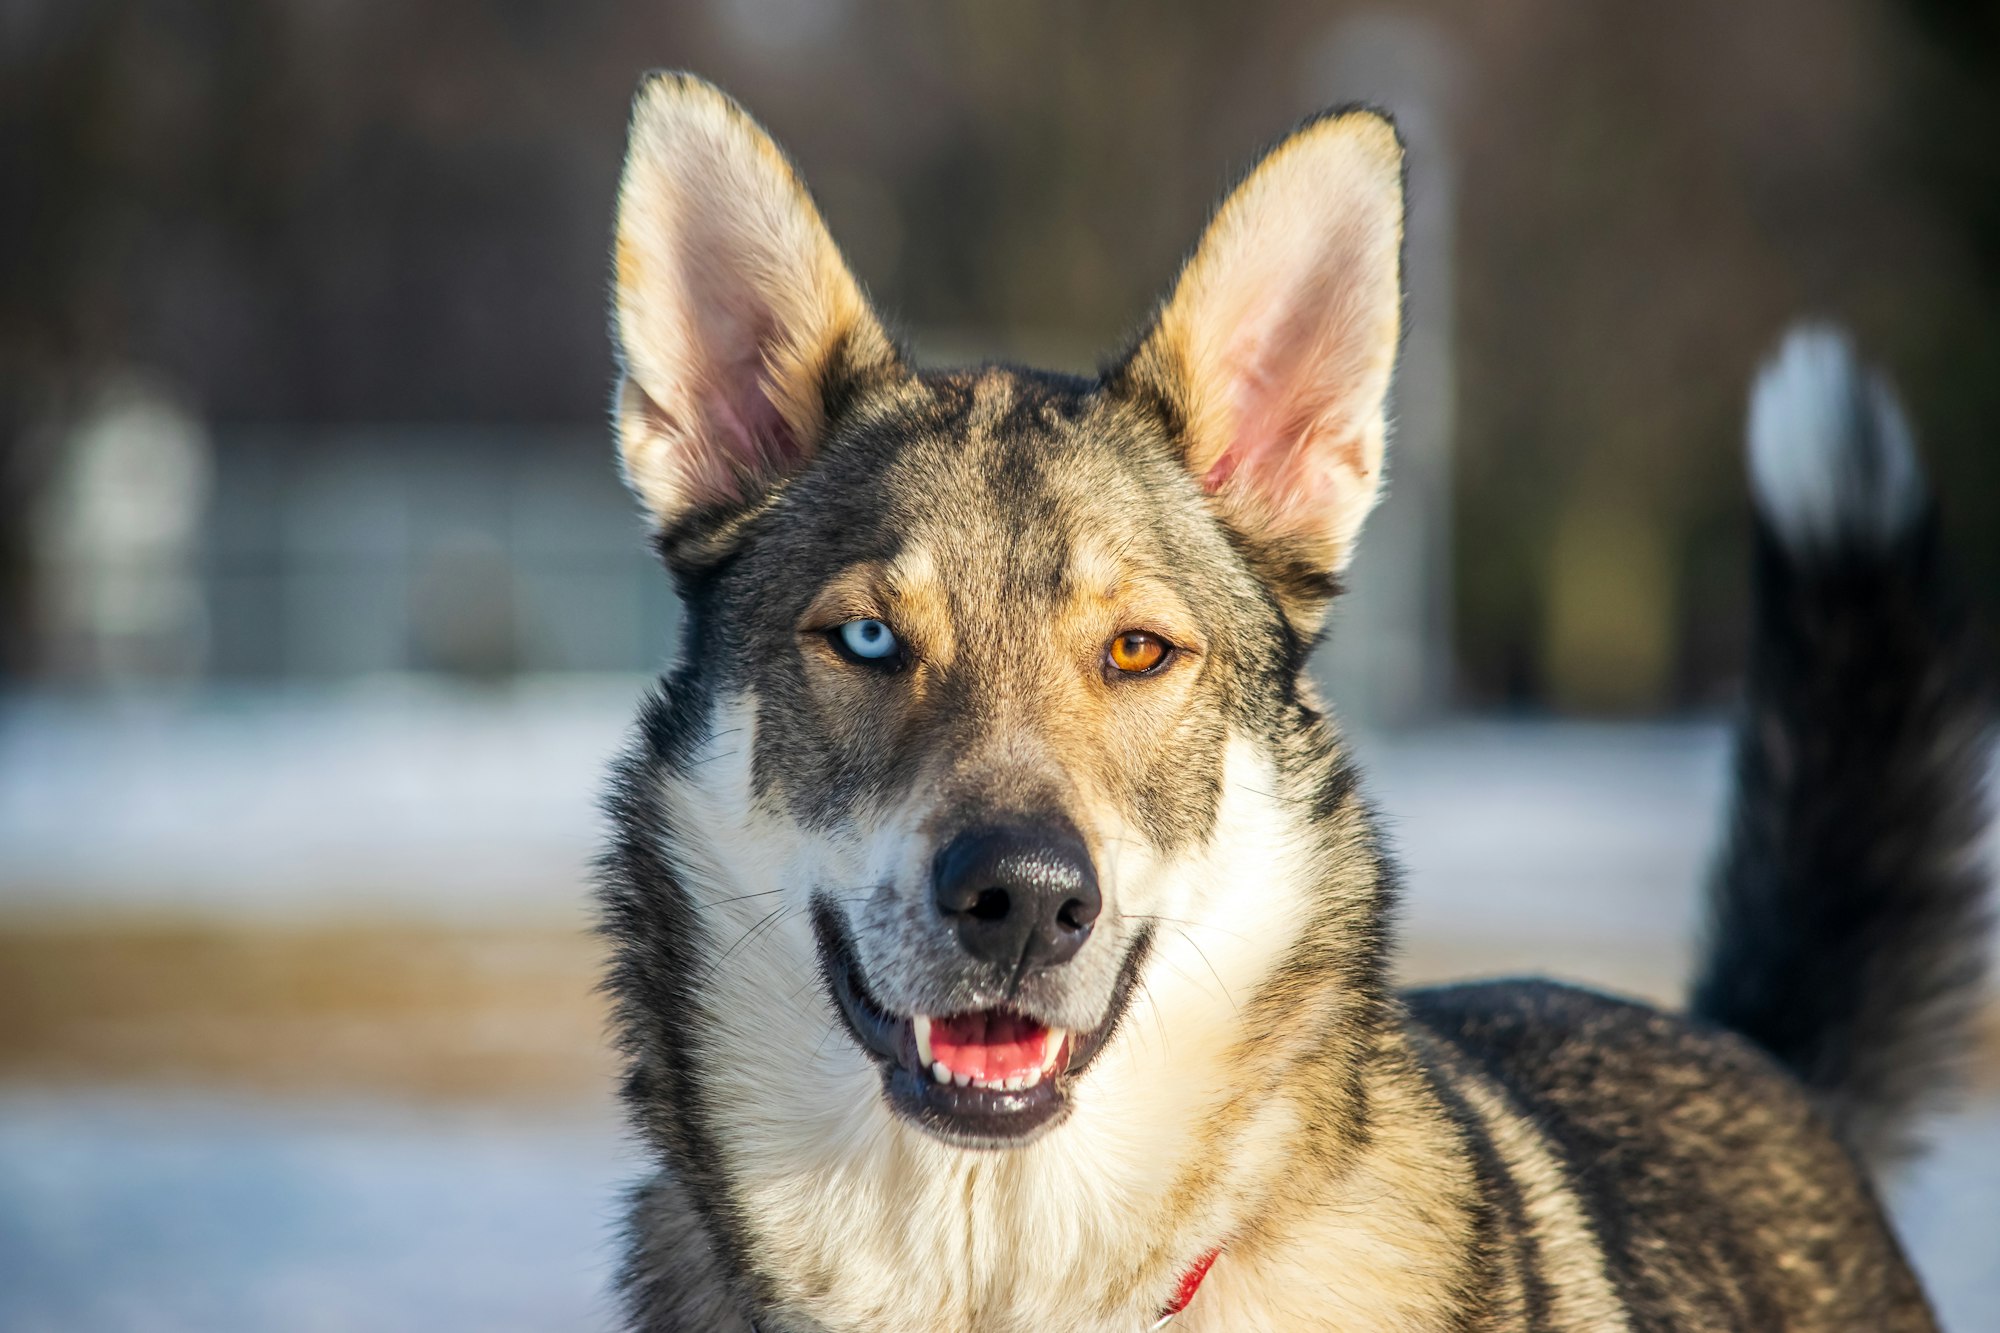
[[931, 823, 1101, 970]]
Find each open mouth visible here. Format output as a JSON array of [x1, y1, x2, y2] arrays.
[[812, 899, 1151, 1148]]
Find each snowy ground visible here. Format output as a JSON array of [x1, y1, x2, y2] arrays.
[[1, 690, 1995, 1330], [0, 1093, 628, 1333], [0, 1090, 1992, 1333]]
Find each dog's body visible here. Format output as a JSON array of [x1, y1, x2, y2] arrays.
[[598, 75, 1991, 1331]]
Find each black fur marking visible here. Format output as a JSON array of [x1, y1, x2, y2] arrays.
[[1411, 981, 1937, 1328], [598, 677, 770, 1317], [1691, 459, 1992, 1167], [1406, 1025, 1557, 1329]]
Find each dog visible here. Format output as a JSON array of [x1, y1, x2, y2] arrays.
[[596, 72, 1991, 1331]]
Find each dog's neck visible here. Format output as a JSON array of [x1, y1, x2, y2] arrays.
[[629, 1020, 1490, 1332], [620, 726, 1497, 1330]]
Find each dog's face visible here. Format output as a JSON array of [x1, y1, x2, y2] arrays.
[[692, 367, 1286, 1148], [610, 75, 1402, 1152]]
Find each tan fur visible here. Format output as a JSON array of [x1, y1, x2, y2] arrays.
[[1123, 112, 1403, 578], [613, 74, 898, 524], [1447, 1068, 1633, 1331]]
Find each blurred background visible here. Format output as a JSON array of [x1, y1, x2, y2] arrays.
[[2, 1, 1997, 1329]]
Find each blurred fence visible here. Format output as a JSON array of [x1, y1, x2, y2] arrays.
[[35, 422, 676, 685]]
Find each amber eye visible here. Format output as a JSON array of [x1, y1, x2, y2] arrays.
[[1108, 631, 1170, 675]]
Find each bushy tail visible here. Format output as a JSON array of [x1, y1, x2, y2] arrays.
[[1691, 325, 1993, 1169]]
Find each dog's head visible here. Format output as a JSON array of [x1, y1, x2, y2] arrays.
[[608, 74, 1402, 1152]]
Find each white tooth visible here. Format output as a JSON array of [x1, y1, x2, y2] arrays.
[[1041, 1028, 1066, 1073], [914, 1015, 935, 1069], [1004, 1074, 1025, 1092], [1023, 1069, 1040, 1089], [954, 1070, 971, 1088], [932, 1061, 951, 1085]]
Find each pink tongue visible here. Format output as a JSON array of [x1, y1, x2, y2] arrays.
[[930, 1011, 1050, 1082]]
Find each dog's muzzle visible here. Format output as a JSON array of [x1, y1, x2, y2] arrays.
[[813, 874, 1151, 1149]]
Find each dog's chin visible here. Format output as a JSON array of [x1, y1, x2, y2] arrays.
[[812, 902, 1152, 1150]]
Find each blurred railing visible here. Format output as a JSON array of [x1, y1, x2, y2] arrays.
[[200, 427, 677, 681]]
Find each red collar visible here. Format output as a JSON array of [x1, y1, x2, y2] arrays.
[[1153, 1247, 1221, 1326], [753, 1246, 1222, 1331]]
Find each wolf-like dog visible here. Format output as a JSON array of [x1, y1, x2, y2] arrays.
[[597, 73, 1992, 1331]]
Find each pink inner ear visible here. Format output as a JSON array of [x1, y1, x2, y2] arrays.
[[705, 346, 800, 495], [1200, 287, 1371, 529], [682, 288, 804, 505]]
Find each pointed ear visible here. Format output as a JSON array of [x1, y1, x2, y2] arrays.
[[1113, 109, 1404, 591], [611, 73, 901, 536]]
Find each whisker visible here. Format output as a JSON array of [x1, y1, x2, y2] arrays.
[[1238, 783, 1318, 808], [1176, 929, 1238, 1011], [675, 727, 749, 768], [1114, 912, 1254, 946], [1137, 977, 1173, 1057], [702, 888, 787, 908], [787, 971, 825, 1005], [811, 1016, 844, 1060], [716, 903, 798, 967]]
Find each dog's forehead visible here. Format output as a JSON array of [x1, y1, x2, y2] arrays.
[[856, 366, 1182, 589]]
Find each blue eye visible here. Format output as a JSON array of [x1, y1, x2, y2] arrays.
[[835, 618, 901, 663]]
